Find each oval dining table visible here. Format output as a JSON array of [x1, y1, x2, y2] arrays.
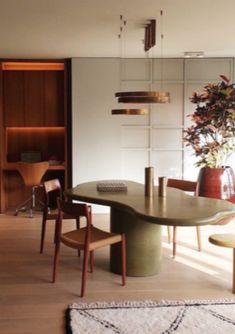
[[65, 180, 235, 277]]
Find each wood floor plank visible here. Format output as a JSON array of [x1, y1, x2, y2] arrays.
[[0, 213, 235, 333]]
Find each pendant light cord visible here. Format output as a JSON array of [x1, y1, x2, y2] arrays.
[[160, 10, 164, 94]]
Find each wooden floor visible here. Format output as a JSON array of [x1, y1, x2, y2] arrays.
[[0, 212, 235, 334]]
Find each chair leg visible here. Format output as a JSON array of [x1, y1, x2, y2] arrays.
[[29, 187, 36, 218], [76, 218, 81, 257], [89, 251, 94, 273], [76, 218, 80, 230], [40, 216, 47, 254], [15, 186, 43, 218], [36, 198, 45, 208], [15, 197, 32, 216], [121, 234, 126, 286], [81, 247, 90, 297], [196, 226, 202, 252], [54, 218, 61, 244], [167, 226, 171, 243], [52, 241, 61, 283], [173, 226, 177, 258]]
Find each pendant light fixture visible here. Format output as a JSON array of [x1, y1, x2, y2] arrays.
[[115, 91, 170, 103], [111, 10, 170, 115], [111, 15, 148, 116], [157, 10, 170, 104], [111, 109, 148, 115]]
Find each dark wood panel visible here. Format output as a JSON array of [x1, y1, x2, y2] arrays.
[[4, 171, 28, 210], [3, 70, 64, 127], [64, 59, 72, 189], [44, 71, 64, 126], [6, 128, 65, 162], [0, 69, 4, 210], [24, 71, 44, 126], [3, 71, 24, 126]]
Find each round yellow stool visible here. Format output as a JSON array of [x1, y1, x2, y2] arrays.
[[209, 234, 235, 293]]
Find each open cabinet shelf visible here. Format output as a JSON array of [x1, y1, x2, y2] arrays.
[[0, 59, 72, 212]]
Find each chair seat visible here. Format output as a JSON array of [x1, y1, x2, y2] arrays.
[[61, 226, 122, 250], [209, 234, 235, 248]]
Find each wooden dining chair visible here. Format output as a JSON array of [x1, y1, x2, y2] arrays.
[[52, 199, 126, 297], [40, 178, 81, 254], [15, 161, 49, 217], [167, 178, 200, 257]]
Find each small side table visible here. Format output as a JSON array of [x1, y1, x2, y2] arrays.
[[209, 234, 235, 293]]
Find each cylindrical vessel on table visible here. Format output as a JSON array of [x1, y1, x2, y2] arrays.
[[145, 167, 154, 197], [158, 176, 167, 197]]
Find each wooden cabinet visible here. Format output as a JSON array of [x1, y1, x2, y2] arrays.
[[0, 60, 72, 212], [3, 71, 25, 126], [24, 71, 44, 126], [44, 71, 64, 126], [3, 70, 64, 127]]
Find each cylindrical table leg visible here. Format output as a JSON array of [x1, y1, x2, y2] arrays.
[[110, 207, 162, 277]]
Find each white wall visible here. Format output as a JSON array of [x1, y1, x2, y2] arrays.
[[72, 57, 235, 212], [72, 58, 122, 212], [72, 58, 122, 183], [119, 58, 185, 183]]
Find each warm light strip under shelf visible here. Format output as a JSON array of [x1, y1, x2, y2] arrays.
[[1, 62, 64, 71], [6, 127, 65, 131]]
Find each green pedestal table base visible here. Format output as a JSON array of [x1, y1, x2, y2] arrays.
[[110, 207, 162, 277]]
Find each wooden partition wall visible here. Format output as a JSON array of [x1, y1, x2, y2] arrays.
[[0, 59, 72, 212]]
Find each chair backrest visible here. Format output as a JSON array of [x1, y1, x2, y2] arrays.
[[57, 198, 90, 222], [57, 199, 91, 243], [43, 178, 63, 209], [167, 178, 198, 195], [17, 161, 49, 187], [44, 178, 62, 196]]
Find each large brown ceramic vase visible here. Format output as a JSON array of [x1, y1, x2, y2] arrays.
[[197, 167, 235, 203]]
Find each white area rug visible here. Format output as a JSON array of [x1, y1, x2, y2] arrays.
[[66, 299, 235, 334]]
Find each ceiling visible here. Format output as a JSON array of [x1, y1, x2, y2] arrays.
[[1, 0, 235, 59]]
